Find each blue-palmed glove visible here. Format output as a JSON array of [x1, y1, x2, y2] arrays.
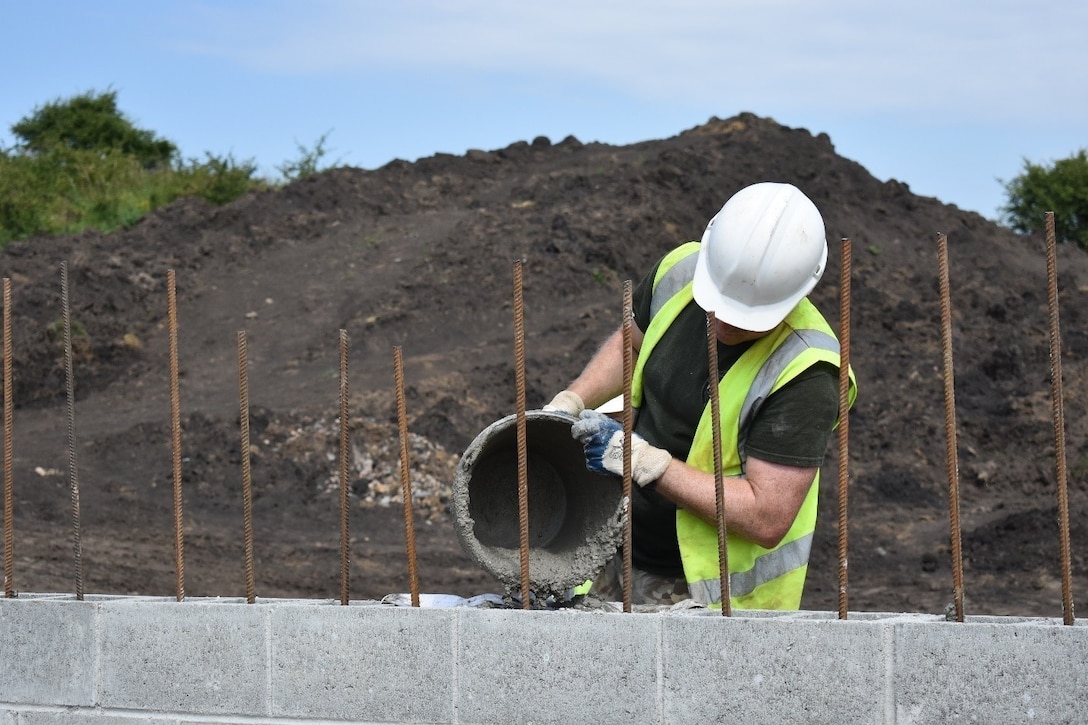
[[570, 410, 671, 487]]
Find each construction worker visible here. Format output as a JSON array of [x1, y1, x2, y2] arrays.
[[545, 181, 857, 610]]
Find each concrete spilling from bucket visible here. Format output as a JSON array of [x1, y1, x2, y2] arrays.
[[452, 410, 624, 597]]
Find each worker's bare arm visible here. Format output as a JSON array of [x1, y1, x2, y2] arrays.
[[565, 325, 643, 411], [652, 455, 816, 549]]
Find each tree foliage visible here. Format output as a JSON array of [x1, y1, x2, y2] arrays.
[[11, 89, 177, 169], [1, 89, 345, 247], [1001, 149, 1088, 249], [0, 89, 269, 246]]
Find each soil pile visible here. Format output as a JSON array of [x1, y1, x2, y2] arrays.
[[2, 113, 1086, 615]]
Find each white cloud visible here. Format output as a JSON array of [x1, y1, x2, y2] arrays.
[[176, 0, 1088, 123]]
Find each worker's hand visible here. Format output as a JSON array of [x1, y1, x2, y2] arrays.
[[543, 390, 584, 417], [571, 410, 671, 487]]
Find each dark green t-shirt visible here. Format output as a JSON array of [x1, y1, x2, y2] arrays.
[[629, 256, 840, 576]]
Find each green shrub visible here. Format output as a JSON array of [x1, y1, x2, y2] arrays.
[[0, 89, 336, 248], [176, 152, 264, 206], [276, 130, 339, 182], [1001, 149, 1088, 248], [12, 89, 176, 168], [0, 88, 274, 247], [0, 151, 48, 241], [0, 138, 265, 247]]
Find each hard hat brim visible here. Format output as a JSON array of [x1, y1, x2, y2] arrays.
[[691, 241, 826, 333]]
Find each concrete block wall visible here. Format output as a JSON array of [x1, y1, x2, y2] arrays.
[[1, 594, 1086, 724]]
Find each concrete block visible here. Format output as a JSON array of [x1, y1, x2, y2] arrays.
[[458, 608, 660, 724], [15, 712, 177, 724], [96, 599, 268, 717], [663, 614, 886, 724], [894, 620, 1088, 722], [270, 603, 456, 723], [0, 598, 96, 706], [0, 708, 13, 725]]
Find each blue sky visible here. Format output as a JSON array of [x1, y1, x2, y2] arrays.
[[3, 1, 1085, 222]]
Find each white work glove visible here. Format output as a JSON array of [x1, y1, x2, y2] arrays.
[[571, 410, 671, 487], [543, 390, 585, 417]]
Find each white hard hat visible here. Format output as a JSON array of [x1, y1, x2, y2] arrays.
[[692, 182, 827, 333]]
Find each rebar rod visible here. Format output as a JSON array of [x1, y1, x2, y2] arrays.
[[167, 271, 185, 602], [1044, 212, 1075, 625], [338, 330, 351, 606], [393, 345, 420, 607], [61, 262, 83, 600], [705, 311, 730, 616], [237, 331, 255, 604], [621, 281, 634, 613], [3, 278, 13, 598], [512, 260, 531, 609], [837, 238, 853, 620], [937, 233, 965, 622]]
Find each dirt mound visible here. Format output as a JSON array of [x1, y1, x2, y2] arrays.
[[2, 113, 1086, 615]]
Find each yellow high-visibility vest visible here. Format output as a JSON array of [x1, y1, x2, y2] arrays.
[[633, 242, 857, 609]]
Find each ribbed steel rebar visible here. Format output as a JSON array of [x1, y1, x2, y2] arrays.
[[512, 261, 531, 609], [61, 262, 83, 600], [621, 281, 634, 614], [937, 233, 965, 622], [393, 345, 420, 607], [338, 330, 351, 606], [236, 331, 255, 604], [837, 238, 853, 620], [1044, 212, 1075, 625], [705, 311, 730, 616], [3, 278, 13, 598], [167, 271, 185, 602]]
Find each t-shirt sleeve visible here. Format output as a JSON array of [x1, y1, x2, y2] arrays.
[[632, 257, 663, 333], [743, 362, 840, 468]]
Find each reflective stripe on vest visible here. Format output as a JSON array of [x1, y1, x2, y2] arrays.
[[649, 249, 700, 321], [631, 242, 702, 410], [688, 532, 813, 603], [737, 327, 840, 461]]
